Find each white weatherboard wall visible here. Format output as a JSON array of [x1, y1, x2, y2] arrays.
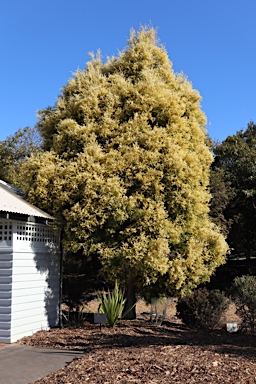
[[0, 219, 60, 343]]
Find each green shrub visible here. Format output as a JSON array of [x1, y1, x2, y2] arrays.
[[62, 307, 86, 328], [231, 275, 256, 332], [97, 281, 135, 327], [177, 288, 229, 329]]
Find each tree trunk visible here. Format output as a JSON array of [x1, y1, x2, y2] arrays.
[[123, 278, 136, 320], [246, 251, 251, 274]]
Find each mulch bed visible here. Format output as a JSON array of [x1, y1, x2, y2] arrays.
[[19, 318, 256, 383]]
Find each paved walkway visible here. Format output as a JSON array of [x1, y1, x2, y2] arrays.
[[0, 344, 83, 384]]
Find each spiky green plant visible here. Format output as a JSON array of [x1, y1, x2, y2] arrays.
[[62, 306, 86, 328], [97, 282, 134, 327]]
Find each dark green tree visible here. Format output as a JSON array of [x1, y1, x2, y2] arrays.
[[209, 164, 234, 236], [0, 126, 42, 185], [213, 121, 256, 271]]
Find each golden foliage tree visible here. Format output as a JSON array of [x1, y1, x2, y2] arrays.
[[20, 27, 228, 316]]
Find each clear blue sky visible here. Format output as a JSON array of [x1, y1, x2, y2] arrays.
[[1, 0, 256, 142]]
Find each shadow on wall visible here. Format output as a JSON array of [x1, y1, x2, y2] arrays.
[[33, 233, 61, 328]]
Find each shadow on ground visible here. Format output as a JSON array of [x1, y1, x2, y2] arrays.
[[19, 319, 256, 362]]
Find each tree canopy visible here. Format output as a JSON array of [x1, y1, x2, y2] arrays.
[[213, 121, 256, 270], [0, 126, 42, 184], [20, 27, 228, 307]]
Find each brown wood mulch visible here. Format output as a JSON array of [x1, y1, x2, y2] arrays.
[[19, 318, 256, 384]]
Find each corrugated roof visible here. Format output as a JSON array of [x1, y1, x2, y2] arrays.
[[0, 181, 54, 220]]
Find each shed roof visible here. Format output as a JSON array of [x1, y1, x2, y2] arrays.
[[0, 180, 54, 220]]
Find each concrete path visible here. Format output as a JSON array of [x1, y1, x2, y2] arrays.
[[0, 344, 84, 384]]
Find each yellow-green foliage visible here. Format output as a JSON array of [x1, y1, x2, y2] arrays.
[[20, 27, 228, 296]]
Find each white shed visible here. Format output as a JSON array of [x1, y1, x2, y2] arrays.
[[0, 181, 61, 343]]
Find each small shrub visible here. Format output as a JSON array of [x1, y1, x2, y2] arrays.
[[62, 307, 86, 327], [177, 288, 229, 329], [231, 275, 256, 332], [97, 281, 135, 327]]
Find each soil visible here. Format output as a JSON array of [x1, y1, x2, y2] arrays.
[[18, 300, 256, 384]]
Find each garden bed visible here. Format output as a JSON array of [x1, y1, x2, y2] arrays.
[[17, 301, 256, 383]]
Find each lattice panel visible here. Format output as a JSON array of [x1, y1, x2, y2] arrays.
[[0, 222, 12, 242], [16, 223, 59, 244]]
